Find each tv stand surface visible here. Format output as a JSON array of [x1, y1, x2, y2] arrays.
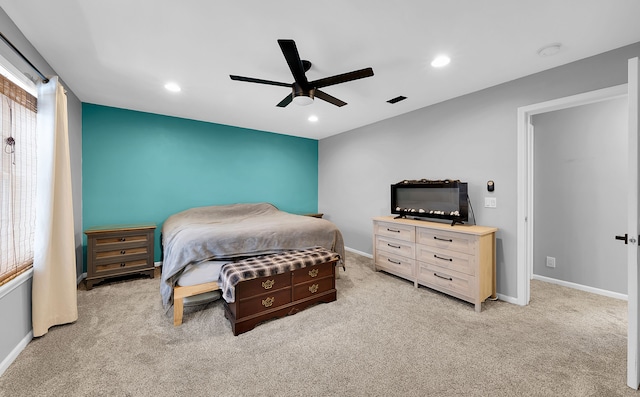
[[372, 216, 497, 312]]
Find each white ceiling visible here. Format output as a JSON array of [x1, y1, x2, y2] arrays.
[[2, 1, 640, 140]]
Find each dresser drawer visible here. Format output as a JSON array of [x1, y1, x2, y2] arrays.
[[293, 276, 335, 301], [417, 262, 475, 301], [416, 227, 475, 254], [416, 245, 476, 276], [375, 251, 415, 278], [235, 272, 292, 298], [374, 221, 415, 243], [292, 261, 335, 284], [376, 236, 415, 259], [235, 287, 292, 318]]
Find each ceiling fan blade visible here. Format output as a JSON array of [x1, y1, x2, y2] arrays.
[[315, 90, 347, 107], [311, 67, 374, 89], [277, 39, 309, 88], [276, 94, 293, 107], [230, 75, 291, 87]]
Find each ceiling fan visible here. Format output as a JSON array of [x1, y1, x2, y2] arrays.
[[230, 39, 374, 107]]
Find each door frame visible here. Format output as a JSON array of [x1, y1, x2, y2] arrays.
[[516, 83, 628, 306]]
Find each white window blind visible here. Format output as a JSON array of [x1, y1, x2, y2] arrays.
[[0, 72, 37, 286]]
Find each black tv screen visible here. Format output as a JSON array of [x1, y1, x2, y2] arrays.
[[391, 180, 468, 224]]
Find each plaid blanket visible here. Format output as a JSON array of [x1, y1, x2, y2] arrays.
[[220, 246, 340, 303]]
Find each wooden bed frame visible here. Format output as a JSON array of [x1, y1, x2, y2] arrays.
[[173, 281, 220, 326]]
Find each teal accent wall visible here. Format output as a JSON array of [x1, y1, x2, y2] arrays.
[[82, 104, 318, 264]]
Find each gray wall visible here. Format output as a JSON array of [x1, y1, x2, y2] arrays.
[[532, 98, 627, 294], [319, 42, 640, 299], [0, 6, 82, 370]]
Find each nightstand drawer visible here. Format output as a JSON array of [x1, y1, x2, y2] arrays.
[[95, 258, 149, 274], [95, 246, 148, 260], [94, 233, 150, 247]]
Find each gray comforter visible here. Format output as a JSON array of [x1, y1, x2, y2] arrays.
[[160, 203, 345, 308]]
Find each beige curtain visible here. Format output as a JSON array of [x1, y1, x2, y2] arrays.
[[32, 76, 77, 337]]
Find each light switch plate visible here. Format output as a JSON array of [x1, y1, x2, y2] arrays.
[[484, 197, 497, 208]]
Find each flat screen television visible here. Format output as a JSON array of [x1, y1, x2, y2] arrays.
[[391, 179, 468, 225]]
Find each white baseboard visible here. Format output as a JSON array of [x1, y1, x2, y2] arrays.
[[496, 293, 520, 305], [77, 272, 86, 285], [532, 274, 627, 301], [154, 261, 162, 267], [0, 330, 32, 377], [345, 246, 372, 258]]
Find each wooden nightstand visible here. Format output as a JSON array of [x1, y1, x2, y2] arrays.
[[84, 224, 156, 290]]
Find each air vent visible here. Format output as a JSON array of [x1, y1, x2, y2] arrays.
[[387, 96, 407, 104]]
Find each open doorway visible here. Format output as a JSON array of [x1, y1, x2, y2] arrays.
[[516, 84, 628, 306], [530, 97, 628, 298]]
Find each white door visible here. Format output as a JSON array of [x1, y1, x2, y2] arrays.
[[628, 56, 640, 389]]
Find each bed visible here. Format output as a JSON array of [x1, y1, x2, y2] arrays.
[[160, 203, 346, 314]]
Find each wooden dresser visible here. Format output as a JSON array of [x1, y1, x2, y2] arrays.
[[373, 216, 497, 312], [84, 224, 156, 290], [224, 258, 338, 335]]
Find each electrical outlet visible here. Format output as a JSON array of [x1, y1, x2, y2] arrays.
[[484, 197, 497, 208], [546, 256, 556, 268]]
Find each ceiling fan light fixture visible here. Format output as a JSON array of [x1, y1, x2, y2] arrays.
[[292, 85, 315, 106], [293, 94, 314, 106]]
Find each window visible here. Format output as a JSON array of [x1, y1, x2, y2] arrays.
[[0, 71, 37, 286]]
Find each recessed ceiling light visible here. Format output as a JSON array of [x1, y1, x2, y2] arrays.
[[164, 82, 181, 92], [431, 55, 451, 68], [308, 115, 318, 122], [537, 43, 562, 57]]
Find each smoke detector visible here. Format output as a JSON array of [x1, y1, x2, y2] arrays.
[[537, 43, 562, 57]]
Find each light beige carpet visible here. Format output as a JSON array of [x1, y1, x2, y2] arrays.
[[0, 252, 635, 396]]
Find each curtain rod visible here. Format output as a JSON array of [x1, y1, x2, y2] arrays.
[[0, 31, 49, 84]]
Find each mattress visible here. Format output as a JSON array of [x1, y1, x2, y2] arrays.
[[176, 260, 230, 286]]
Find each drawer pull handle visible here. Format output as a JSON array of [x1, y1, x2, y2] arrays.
[[262, 279, 275, 290], [262, 297, 275, 307], [434, 236, 453, 242], [434, 272, 453, 281], [120, 237, 126, 242], [387, 258, 401, 265], [387, 243, 401, 249], [309, 284, 319, 293], [387, 228, 400, 233], [120, 262, 126, 267], [434, 254, 453, 262], [120, 250, 126, 255], [309, 268, 319, 277]]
